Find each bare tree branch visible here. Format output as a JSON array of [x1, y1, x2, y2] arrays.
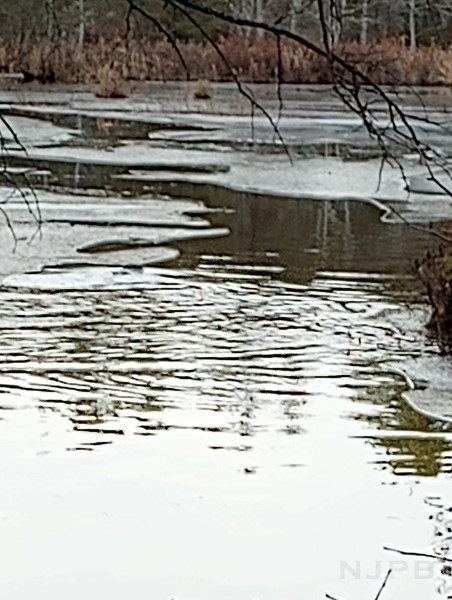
[[127, 0, 294, 161], [129, 0, 452, 201]]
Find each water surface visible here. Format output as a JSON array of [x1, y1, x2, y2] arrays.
[[1, 86, 452, 600]]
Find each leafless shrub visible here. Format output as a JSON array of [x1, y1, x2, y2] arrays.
[[418, 229, 452, 353]]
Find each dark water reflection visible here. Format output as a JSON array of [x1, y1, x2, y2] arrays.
[[163, 185, 430, 281]]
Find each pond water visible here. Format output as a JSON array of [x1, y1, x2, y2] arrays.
[[1, 84, 452, 600]]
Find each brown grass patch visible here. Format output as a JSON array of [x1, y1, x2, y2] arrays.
[[0, 35, 451, 87], [95, 64, 127, 98]]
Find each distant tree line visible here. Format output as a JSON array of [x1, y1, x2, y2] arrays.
[[0, 0, 451, 48]]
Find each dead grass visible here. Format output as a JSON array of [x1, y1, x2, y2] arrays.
[[0, 35, 451, 87], [95, 64, 127, 98]]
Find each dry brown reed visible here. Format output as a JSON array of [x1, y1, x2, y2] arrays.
[[0, 35, 451, 87], [95, 63, 127, 98]]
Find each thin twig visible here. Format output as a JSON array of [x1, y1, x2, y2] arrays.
[[374, 569, 391, 600], [132, 0, 293, 162], [127, 0, 190, 80], [385, 204, 452, 244], [384, 546, 452, 563], [154, 0, 452, 198]]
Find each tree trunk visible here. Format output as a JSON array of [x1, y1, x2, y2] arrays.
[[290, 0, 303, 34], [409, 0, 416, 52], [360, 0, 369, 44], [78, 0, 85, 60], [328, 0, 347, 45], [254, 0, 264, 35], [46, 0, 54, 39]]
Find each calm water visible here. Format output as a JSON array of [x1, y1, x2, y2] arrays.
[[1, 94, 452, 600]]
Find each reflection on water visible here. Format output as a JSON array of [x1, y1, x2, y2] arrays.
[[170, 189, 430, 281], [350, 388, 452, 478], [2, 253, 451, 598], [1, 266, 449, 473], [2, 110, 452, 600]]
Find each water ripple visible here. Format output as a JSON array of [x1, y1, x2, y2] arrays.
[[0, 266, 433, 464]]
